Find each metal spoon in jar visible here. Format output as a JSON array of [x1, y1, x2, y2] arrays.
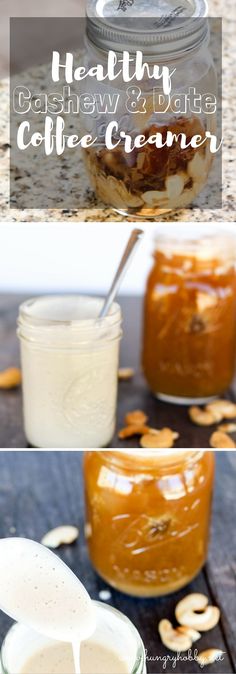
[[98, 228, 144, 319]]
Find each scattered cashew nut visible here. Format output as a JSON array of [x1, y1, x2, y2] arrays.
[[41, 525, 79, 548], [217, 422, 236, 433], [206, 399, 236, 420], [189, 399, 236, 427], [118, 424, 150, 439], [175, 593, 220, 631], [118, 368, 135, 381], [140, 428, 179, 449], [210, 431, 236, 449], [84, 523, 92, 539], [0, 367, 21, 389], [177, 626, 201, 642], [119, 409, 150, 438], [125, 410, 148, 426], [158, 619, 193, 652], [196, 649, 225, 667], [189, 406, 215, 426]]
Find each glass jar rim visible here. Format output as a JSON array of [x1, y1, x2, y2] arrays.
[[99, 449, 206, 470], [17, 295, 122, 348], [153, 228, 236, 260], [18, 295, 121, 328], [0, 601, 145, 674], [86, 0, 208, 58], [87, 0, 208, 19]]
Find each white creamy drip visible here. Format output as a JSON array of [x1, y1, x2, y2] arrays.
[[0, 538, 96, 674]]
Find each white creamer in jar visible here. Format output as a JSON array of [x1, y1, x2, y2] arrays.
[[17, 295, 122, 448], [0, 606, 146, 674]]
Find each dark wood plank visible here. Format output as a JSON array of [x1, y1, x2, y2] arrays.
[[0, 294, 236, 448], [0, 294, 25, 447], [0, 451, 234, 673], [205, 451, 236, 672]]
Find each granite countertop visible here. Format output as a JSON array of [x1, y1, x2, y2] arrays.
[[0, 0, 235, 222]]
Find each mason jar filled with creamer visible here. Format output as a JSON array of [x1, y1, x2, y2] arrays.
[[1, 604, 146, 674], [81, 0, 217, 217], [17, 295, 122, 448]]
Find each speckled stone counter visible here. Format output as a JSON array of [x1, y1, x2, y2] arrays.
[[0, 2, 235, 222]]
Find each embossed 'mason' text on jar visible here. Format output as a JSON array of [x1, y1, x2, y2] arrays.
[[84, 450, 215, 597], [82, 0, 217, 217], [17, 296, 122, 448]]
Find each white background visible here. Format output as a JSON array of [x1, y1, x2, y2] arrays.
[[0, 221, 235, 296]]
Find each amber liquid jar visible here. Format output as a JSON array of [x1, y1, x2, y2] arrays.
[[83, 2, 216, 218], [84, 450, 214, 598], [142, 232, 236, 404]]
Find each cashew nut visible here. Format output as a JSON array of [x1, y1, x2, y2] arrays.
[[210, 431, 236, 449], [206, 399, 236, 420], [217, 422, 236, 433], [196, 649, 225, 667], [177, 626, 201, 642], [0, 367, 21, 389], [140, 428, 179, 449], [142, 190, 168, 207], [84, 523, 92, 539], [189, 406, 215, 426], [175, 593, 220, 631], [158, 619, 193, 652], [125, 410, 148, 426], [118, 367, 135, 381], [165, 174, 185, 199], [41, 525, 79, 548], [118, 424, 150, 439], [188, 154, 208, 183]]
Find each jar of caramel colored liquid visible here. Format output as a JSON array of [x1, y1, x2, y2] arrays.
[[84, 450, 214, 597], [142, 232, 236, 404]]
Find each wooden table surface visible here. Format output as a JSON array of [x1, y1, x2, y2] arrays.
[[1, 294, 236, 449], [0, 450, 235, 674]]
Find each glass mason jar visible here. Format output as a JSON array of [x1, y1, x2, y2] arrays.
[[17, 296, 122, 448], [0, 602, 146, 674], [81, 0, 217, 218], [84, 450, 215, 597], [142, 231, 236, 404]]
